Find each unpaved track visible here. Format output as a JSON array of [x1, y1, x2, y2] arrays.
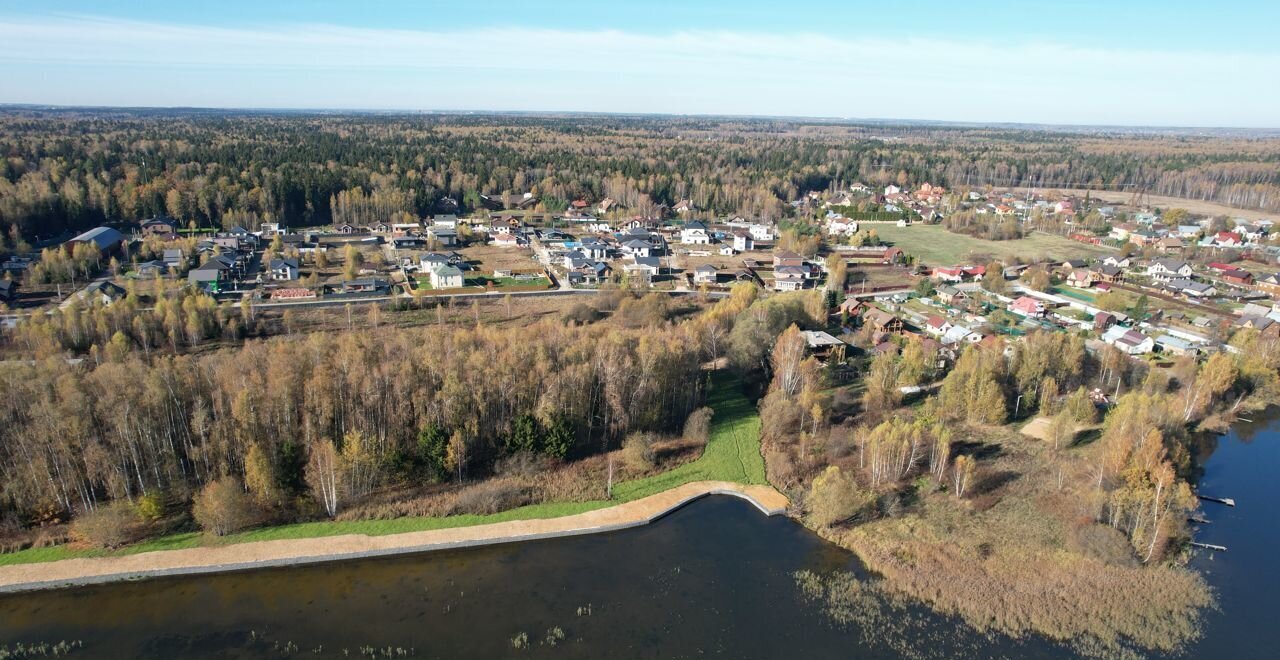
[[0, 481, 788, 594]]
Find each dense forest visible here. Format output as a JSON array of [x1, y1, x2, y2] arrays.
[[0, 317, 706, 521], [1, 110, 1278, 248]]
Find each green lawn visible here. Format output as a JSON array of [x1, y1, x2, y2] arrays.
[[872, 225, 1112, 266], [466, 276, 551, 288], [0, 372, 764, 566]]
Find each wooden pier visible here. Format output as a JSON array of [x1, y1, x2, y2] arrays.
[[1197, 495, 1235, 507], [1191, 542, 1227, 552]]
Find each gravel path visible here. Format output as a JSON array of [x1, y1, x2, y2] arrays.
[[0, 481, 788, 594]]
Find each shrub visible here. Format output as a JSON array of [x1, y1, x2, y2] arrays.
[[71, 501, 141, 549], [806, 466, 873, 527], [682, 407, 713, 446], [136, 493, 166, 521], [447, 480, 534, 516], [622, 432, 656, 471], [562, 302, 601, 324], [192, 478, 259, 536]]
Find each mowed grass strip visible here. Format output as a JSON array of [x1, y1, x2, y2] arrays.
[[0, 373, 763, 566], [872, 225, 1111, 266]]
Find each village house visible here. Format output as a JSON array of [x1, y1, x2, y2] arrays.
[[1156, 236, 1186, 254], [60, 280, 127, 309], [188, 254, 237, 288], [881, 247, 905, 265], [341, 278, 389, 294], [732, 231, 754, 252], [1213, 231, 1244, 248], [1221, 269, 1255, 286], [140, 216, 179, 237], [1167, 278, 1217, 298], [924, 315, 953, 336], [679, 221, 711, 245], [800, 330, 847, 362], [1256, 273, 1280, 297], [693, 264, 719, 285], [773, 250, 805, 268], [162, 248, 185, 268], [1102, 255, 1132, 269], [429, 264, 464, 289], [427, 227, 458, 248], [942, 325, 980, 346], [1091, 265, 1124, 283], [1148, 259, 1194, 282], [1066, 269, 1095, 288], [269, 258, 299, 281], [864, 308, 905, 334], [624, 258, 661, 286], [1102, 325, 1155, 355], [1009, 295, 1046, 317], [748, 224, 775, 242], [936, 285, 967, 306], [773, 265, 808, 291]]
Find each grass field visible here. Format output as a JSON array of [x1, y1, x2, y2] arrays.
[[0, 372, 763, 566], [872, 225, 1112, 266]]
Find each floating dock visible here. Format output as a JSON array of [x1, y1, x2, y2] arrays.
[[1191, 542, 1227, 552], [1197, 495, 1236, 507]]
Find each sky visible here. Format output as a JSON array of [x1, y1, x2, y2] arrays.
[[1, 1, 1278, 127]]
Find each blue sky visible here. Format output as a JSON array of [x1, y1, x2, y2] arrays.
[[1, 1, 1277, 126]]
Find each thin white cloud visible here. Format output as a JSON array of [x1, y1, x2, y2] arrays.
[[0, 14, 1276, 126]]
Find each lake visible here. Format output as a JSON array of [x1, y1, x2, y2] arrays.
[[1, 412, 1277, 659]]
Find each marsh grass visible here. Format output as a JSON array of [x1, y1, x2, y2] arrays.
[[822, 425, 1213, 654]]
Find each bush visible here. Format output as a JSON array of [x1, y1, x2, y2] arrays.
[[192, 478, 259, 536], [682, 407, 713, 446], [806, 466, 873, 527], [447, 480, 534, 516], [71, 501, 141, 549], [622, 432, 657, 471], [136, 493, 166, 521], [562, 302, 601, 324]]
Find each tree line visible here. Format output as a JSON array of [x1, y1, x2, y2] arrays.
[[2, 111, 1278, 249], [0, 318, 706, 525]]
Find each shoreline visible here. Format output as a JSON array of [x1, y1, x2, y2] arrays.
[[0, 481, 787, 594]]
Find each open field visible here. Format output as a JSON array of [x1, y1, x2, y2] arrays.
[[0, 372, 764, 568], [1012, 187, 1280, 223], [872, 225, 1112, 266], [459, 244, 543, 272]]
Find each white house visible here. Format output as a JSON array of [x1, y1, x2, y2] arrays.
[[924, 315, 953, 336], [748, 224, 775, 242], [680, 221, 711, 245], [693, 264, 718, 285], [269, 258, 299, 281], [1102, 256, 1132, 269], [732, 231, 754, 252], [1102, 325, 1155, 355], [620, 239, 654, 258], [774, 265, 807, 292], [826, 218, 858, 237], [1148, 259, 1193, 282], [430, 264, 464, 289]]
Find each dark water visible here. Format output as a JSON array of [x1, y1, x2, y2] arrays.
[[1, 413, 1277, 659], [1181, 407, 1280, 659]]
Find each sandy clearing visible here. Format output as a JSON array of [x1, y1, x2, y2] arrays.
[[0, 481, 788, 594]]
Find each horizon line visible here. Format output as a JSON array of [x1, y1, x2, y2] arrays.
[[3, 102, 1278, 134]]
